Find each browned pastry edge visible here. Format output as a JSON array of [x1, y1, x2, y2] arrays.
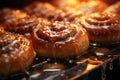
[[0, 31, 35, 76]]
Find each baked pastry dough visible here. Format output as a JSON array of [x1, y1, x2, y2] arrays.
[[31, 21, 89, 58], [0, 30, 35, 76], [80, 12, 120, 43]]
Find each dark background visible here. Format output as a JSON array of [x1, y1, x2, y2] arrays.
[[0, 0, 119, 9]]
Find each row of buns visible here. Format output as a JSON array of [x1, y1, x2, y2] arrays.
[[0, 0, 120, 76]]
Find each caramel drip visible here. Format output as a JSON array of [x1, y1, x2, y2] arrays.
[[37, 21, 77, 42], [85, 13, 120, 27]]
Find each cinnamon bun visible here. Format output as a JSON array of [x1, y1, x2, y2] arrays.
[[4, 17, 47, 39], [24, 2, 56, 19], [67, 11, 85, 22], [31, 21, 89, 58], [80, 12, 120, 43], [0, 31, 35, 76], [24, 1, 84, 22], [0, 8, 28, 24], [48, 8, 84, 22]]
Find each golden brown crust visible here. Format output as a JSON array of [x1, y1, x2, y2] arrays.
[[80, 12, 120, 43], [0, 31, 35, 76], [31, 21, 89, 58]]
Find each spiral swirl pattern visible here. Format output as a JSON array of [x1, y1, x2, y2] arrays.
[[80, 12, 120, 43], [32, 21, 89, 58], [37, 21, 77, 42]]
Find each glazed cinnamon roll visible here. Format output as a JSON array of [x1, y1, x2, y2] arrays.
[[80, 12, 120, 43], [104, 1, 120, 14], [49, 8, 84, 22], [31, 21, 89, 58], [0, 31, 35, 76], [65, 10, 84, 22], [24, 1, 84, 22], [4, 17, 47, 39], [24, 2, 56, 18], [0, 8, 28, 24]]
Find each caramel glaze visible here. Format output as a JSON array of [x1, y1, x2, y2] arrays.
[[0, 30, 35, 76], [4, 17, 46, 39], [31, 21, 89, 58], [80, 12, 120, 43], [104, 1, 120, 14], [0, 8, 28, 24]]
